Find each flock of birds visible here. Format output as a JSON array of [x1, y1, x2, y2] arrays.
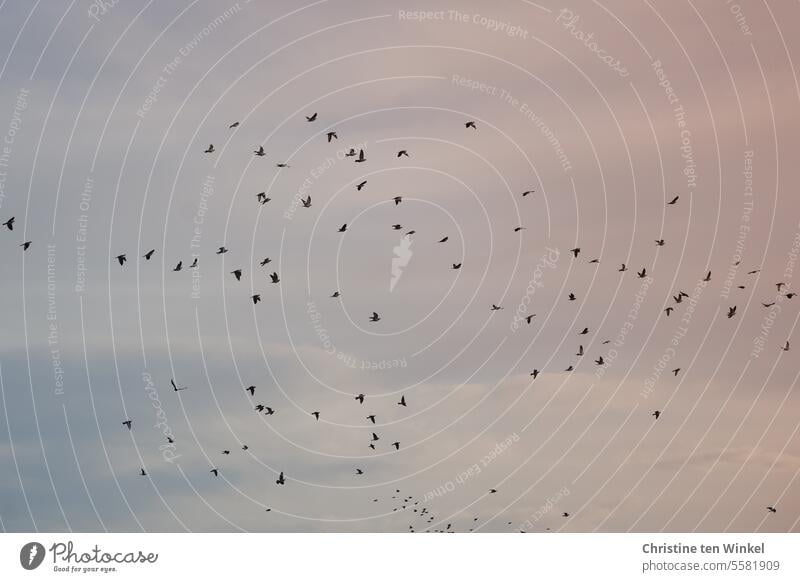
[[4, 109, 793, 530]]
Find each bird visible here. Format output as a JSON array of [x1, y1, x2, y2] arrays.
[[619, 264, 627, 272], [312, 411, 320, 420], [301, 196, 312, 208], [393, 196, 402, 205], [562, 513, 570, 518], [338, 224, 347, 233], [327, 131, 337, 142], [513, 227, 526, 232], [525, 315, 535, 324], [776, 282, 786, 291], [667, 195, 679, 205], [465, 121, 476, 129], [391, 442, 400, 450], [762, 302, 775, 308], [452, 263, 462, 270], [231, 269, 242, 281], [727, 306, 737, 318], [229, 121, 239, 128], [356, 180, 367, 190], [140, 468, 147, 476], [747, 269, 760, 275], [489, 489, 497, 494], [216, 246, 228, 254], [276, 472, 285, 485], [354, 149, 366, 163], [270, 272, 280, 283], [398, 396, 407, 407], [438, 236, 449, 243], [589, 258, 600, 264], [785, 292, 796, 299], [672, 368, 681, 376], [331, 291, 340, 298], [703, 271, 711, 282], [173, 261, 182, 272], [655, 239, 665, 246], [189, 258, 198, 268], [356, 469, 364, 475], [652, 410, 660, 419], [397, 150, 409, 158], [210, 469, 218, 477], [576, 345, 584, 357], [530, 369, 539, 379], [241, 445, 248, 451], [254, 146, 266, 157], [256, 192, 270, 204], [595, 356, 605, 365], [579, 327, 589, 335], [521, 190, 535, 196], [222, 450, 230, 455], [391, 224, 402, 230], [122, 420, 132, 430], [570, 248, 580, 258], [143, 249, 155, 260], [490, 304, 503, 311], [637, 268, 647, 278], [252, 294, 261, 304], [245, 385, 255, 396], [371, 432, 380, 441], [2, 217, 15, 230], [369, 312, 381, 322], [204, 144, 214, 153], [116, 254, 127, 266], [276, 162, 290, 168], [345, 148, 357, 157], [305, 112, 317, 122], [20, 241, 31, 251], [354, 393, 364, 404], [568, 293, 576, 301], [767, 506, 777, 513], [260, 257, 272, 266], [171, 379, 188, 392], [366, 415, 376, 424], [781, 341, 790, 351]]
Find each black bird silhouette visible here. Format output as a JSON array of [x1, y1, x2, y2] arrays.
[[655, 239, 665, 246], [216, 246, 228, 254], [781, 341, 790, 351], [762, 302, 775, 308], [490, 304, 503, 311], [637, 268, 647, 278], [393, 196, 402, 205], [437, 236, 449, 243], [252, 294, 261, 304], [562, 513, 570, 518], [397, 150, 409, 158], [338, 224, 347, 233], [652, 410, 660, 419], [667, 195, 679, 205], [254, 146, 266, 156], [229, 121, 239, 128], [568, 293, 576, 301], [190, 258, 198, 268], [245, 385, 255, 396], [525, 315, 535, 324], [231, 269, 242, 281], [242, 445, 248, 451], [595, 356, 605, 365], [369, 312, 381, 322], [260, 257, 272, 266], [514, 226, 526, 232], [2, 216, 15, 230], [312, 411, 320, 420], [672, 368, 681, 377], [355, 393, 365, 404], [398, 395, 406, 407], [776, 282, 786, 291], [576, 345, 584, 357], [327, 131, 337, 142], [19, 241, 31, 251], [122, 420, 132, 430], [664, 307, 674, 316], [171, 379, 188, 392], [143, 249, 155, 260], [785, 292, 796, 299], [305, 112, 317, 122], [276, 472, 285, 484], [140, 468, 147, 476], [570, 248, 580, 258], [366, 415, 376, 424], [391, 442, 400, 450], [619, 264, 627, 272], [767, 506, 777, 513], [356, 180, 367, 190], [222, 450, 230, 455], [301, 196, 312, 208], [330, 291, 340, 298], [579, 327, 589, 335], [703, 271, 711, 282], [356, 469, 364, 475], [116, 254, 127, 266], [276, 162, 290, 168], [521, 190, 535, 197], [589, 258, 600, 264], [173, 261, 182, 272], [204, 144, 214, 153], [489, 489, 497, 494], [270, 272, 280, 283], [355, 149, 366, 163], [727, 306, 737, 318], [530, 369, 539, 379], [465, 121, 476, 129], [371, 432, 380, 441], [391, 224, 403, 230], [210, 469, 218, 476]]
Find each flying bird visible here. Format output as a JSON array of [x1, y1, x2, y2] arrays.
[[452, 263, 462, 270], [652, 410, 661, 420], [521, 190, 535, 197], [398, 395, 407, 407], [727, 306, 737, 318], [116, 254, 127, 266], [327, 131, 337, 142], [301, 196, 312, 208], [355, 393, 364, 404], [143, 249, 155, 260], [245, 385, 255, 396], [276, 472, 285, 485], [465, 121, 476, 129], [270, 272, 280, 283], [122, 420, 132, 430], [397, 150, 409, 158], [252, 294, 261, 304], [570, 248, 580, 258], [229, 121, 239, 128], [356, 180, 367, 190], [312, 411, 320, 420], [204, 144, 214, 153], [305, 112, 317, 122], [338, 224, 347, 233], [171, 379, 188, 392], [216, 246, 229, 254], [231, 269, 242, 281], [20, 241, 31, 251], [355, 149, 366, 163], [210, 469, 218, 477], [254, 146, 266, 157], [667, 195, 679, 205], [369, 312, 381, 322]]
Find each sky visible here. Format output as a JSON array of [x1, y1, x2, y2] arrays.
[[0, 0, 799, 533]]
